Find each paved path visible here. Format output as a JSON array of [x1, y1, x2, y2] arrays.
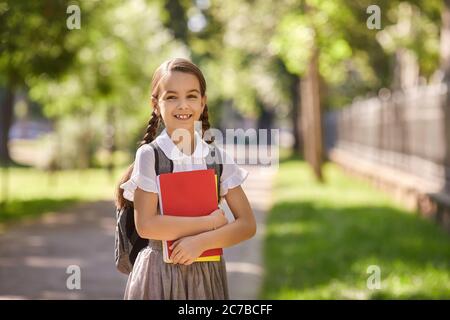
[[0, 165, 276, 299], [0, 201, 127, 299], [222, 165, 276, 299]]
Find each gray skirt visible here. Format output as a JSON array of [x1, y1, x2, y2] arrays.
[[123, 239, 230, 300]]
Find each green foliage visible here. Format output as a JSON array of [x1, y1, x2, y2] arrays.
[[0, 0, 79, 87], [376, 2, 440, 77], [201, 0, 294, 116], [270, 0, 442, 109]]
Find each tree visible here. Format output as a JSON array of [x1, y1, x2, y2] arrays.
[[0, 0, 80, 164], [273, 1, 354, 180]]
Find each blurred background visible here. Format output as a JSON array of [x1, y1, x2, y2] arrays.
[[0, 0, 449, 299]]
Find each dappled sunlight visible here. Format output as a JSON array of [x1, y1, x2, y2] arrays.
[[262, 159, 450, 299], [267, 221, 319, 237], [40, 291, 83, 300], [24, 256, 85, 268], [0, 295, 28, 300], [24, 235, 45, 247], [225, 262, 264, 277]]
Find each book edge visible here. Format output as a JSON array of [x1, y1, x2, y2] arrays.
[[156, 175, 172, 264]]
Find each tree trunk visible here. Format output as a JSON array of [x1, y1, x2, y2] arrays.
[[0, 85, 14, 165], [106, 105, 117, 179], [441, 0, 450, 192], [301, 46, 324, 182], [0, 85, 14, 208], [291, 75, 303, 155], [257, 104, 274, 145]]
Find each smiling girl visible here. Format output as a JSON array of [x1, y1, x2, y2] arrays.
[[115, 58, 256, 300]]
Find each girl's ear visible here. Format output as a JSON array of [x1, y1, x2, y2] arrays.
[[151, 97, 159, 115], [202, 95, 207, 110]]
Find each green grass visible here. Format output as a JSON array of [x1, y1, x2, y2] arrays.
[[261, 155, 450, 299], [0, 166, 127, 225]]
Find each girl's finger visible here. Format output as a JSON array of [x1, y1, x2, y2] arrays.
[[175, 254, 186, 265], [171, 241, 184, 257], [170, 249, 179, 262], [170, 240, 180, 250], [171, 244, 180, 257], [183, 259, 194, 266], [171, 250, 183, 264]]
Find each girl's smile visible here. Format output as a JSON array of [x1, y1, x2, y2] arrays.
[[174, 113, 193, 120]]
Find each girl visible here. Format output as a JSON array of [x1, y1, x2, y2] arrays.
[[115, 58, 256, 300]]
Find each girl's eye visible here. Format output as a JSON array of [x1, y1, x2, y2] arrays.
[[188, 95, 198, 99], [167, 96, 177, 100]]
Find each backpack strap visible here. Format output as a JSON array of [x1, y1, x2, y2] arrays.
[[149, 141, 173, 175]]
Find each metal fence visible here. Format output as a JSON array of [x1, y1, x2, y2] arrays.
[[326, 83, 450, 188]]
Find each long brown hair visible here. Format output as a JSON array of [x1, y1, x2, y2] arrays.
[[115, 58, 213, 209]]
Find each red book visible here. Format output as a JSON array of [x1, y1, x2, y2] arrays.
[[156, 169, 223, 263]]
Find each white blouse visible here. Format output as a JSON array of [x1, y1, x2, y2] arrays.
[[120, 128, 249, 202]]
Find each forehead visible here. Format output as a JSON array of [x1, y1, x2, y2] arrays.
[[159, 71, 201, 93]]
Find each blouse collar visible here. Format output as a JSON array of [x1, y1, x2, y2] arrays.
[[155, 128, 210, 161]]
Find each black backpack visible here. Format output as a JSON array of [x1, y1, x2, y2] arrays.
[[115, 140, 223, 274]]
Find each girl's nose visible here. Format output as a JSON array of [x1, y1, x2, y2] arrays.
[[176, 98, 191, 109]]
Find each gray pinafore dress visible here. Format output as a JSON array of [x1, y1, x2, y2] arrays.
[[123, 141, 230, 300], [123, 237, 229, 299]]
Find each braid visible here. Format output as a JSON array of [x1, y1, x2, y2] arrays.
[[200, 104, 214, 144], [138, 110, 160, 147], [115, 111, 160, 209]]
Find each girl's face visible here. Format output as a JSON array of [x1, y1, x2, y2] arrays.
[[153, 71, 206, 137]]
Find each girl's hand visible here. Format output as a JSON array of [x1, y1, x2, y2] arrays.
[[169, 209, 227, 265], [170, 235, 205, 265], [209, 208, 228, 229], [170, 236, 205, 265]]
